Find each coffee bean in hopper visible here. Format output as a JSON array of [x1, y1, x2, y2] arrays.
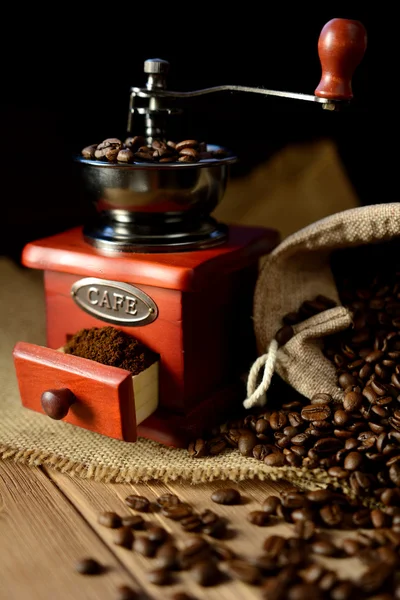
[[210, 488, 241, 505]]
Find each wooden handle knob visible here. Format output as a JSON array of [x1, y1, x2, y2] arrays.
[[41, 388, 76, 420], [315, 18, 367, 101]]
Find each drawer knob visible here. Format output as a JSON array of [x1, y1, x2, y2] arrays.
[[41, 388, 76, 420]]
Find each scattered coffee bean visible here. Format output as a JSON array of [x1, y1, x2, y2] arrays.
[[147, 525, 168, 544], [116, 585, 138, 600], [161, 504, 193, 520], [74, 558, 103, 575], [133, 536, 156, 557], [121, 515, 145, 529], [97, 511, 121, 529], [211, 488, 241, 505], [156, 493, 181, 508], [147, 568, 171, 586], [224, 559, 261, 584], [262, 496, 281, 515], [247, 511, 270, 526], [190, 560, 220, 586], [125, 495, 150, 512], [113, 527, 134, 549]]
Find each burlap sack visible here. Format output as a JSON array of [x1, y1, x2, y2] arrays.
[[246, 203, 400, 409]]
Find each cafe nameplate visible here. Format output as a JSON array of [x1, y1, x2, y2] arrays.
[[71, 278, 158, 326]]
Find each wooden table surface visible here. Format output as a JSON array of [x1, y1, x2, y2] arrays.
[[0, 460, 367, 600]]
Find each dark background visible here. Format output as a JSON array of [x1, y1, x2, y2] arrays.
[[1, 8, 374, 260]]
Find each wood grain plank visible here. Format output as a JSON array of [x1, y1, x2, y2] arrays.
[[0, 462, 141, 600], [46, 471, 368, 600]]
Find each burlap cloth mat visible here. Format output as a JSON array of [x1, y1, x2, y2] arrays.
[[0, 258, 345, 494]]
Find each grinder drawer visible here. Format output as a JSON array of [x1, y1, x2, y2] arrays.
[[13, 342, 159, 442]]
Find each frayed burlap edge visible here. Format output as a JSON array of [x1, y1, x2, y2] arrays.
[[0, 443, 380, 509]]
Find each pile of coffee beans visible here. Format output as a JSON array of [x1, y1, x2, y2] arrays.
[[81, 136, 227, 164], [76, 486, 400, 598]]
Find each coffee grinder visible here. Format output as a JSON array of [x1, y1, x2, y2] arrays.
[[13, 19, 367, 446]]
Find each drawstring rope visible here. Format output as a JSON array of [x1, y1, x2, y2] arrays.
[[243, 339, 278, 410]]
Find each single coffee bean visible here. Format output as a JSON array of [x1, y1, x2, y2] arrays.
[[154, 542, 178, 570], [113, 527, 134, 549], [359, 563, 393, 594], [334, 409, 350, 426], [181, 515, 203, 532], [170, 594, 196, 600], [288, 412, 303, 427], [291, 507, 315, 522], [147, 525, 168, 544], [117, 148, 134, 163], [328, 466, 349, 479], [291, 433, 310, 445], [255, 418, 270, 435], [212, 544, 236, 561], [338, 373, 358, 389], [238, 431, 258, 456], [264, 452, 285, 467], [74, 558, 103, 575], [288, 583, 323, 600], [190, 560, 220, 586], [208, 437, 227, 455], [116, 585, 138, 600], [263, 535, 286, 558], [224, 559, 261, 584], [147, 568, 171, 586], [262, 496, 281, 515], [125, 495, 150, 512], [253, 444, 273, 460], [371, 509, 388, 528], [281, 492, 305, 509], [313, 437, 343, 454], [319, 504, 343, 527], [306, 489, 334, 504], [247, 511, 270, 526], [202, 518, 227, 539], [311, 393, 333, 405], [311, 539, 337, 556], [97, 511, 121, 529], [294, 519, 315, 540], [175, 140, 199, 151], [343, 391, 363, 412], [188, 438, 208, 458], [161, 504, 193, 520], [121, 515, 145, 529], [353, 509, 372, 528], [211, 488, 241, 505], [81, 144, 97, 159], [269, 411, 288, 430], [301, 404, 331, 421], [344, 451, 363, 470], [133, 536, 157, 557], [275, 325, 294, 346], [330, 581, 355, 600], [302, 562, 325, 583], [200, 509, 219, 525], [342, 538, 363, 556], [390, 463, 400, 485], [156, 493, 181, 508]]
